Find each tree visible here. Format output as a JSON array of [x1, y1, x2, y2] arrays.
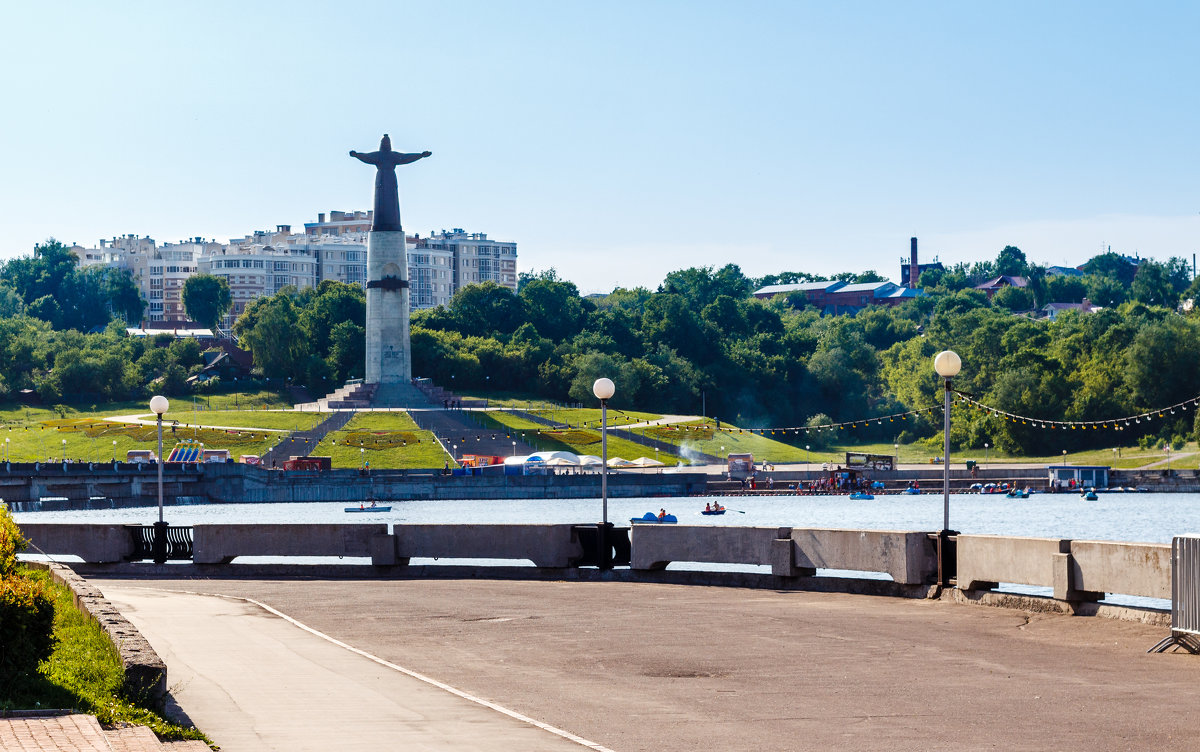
[[299, 281, 365, 357], [991, 285, 1033, 312], [446, 282, 526, 337], [0, 240, 135, 331], [1129, 261, 1180, 307], [182, 275, 232, 330], [234, 294, 308, 378], [1084, 274, 1126, 307], [994, 246, 1028, 277], [1045, 275, 1088, 304], [519, 274, 590, 342], [1081, 252, 1138, 285]]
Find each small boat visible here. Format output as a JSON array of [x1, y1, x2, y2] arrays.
[[1006, 488, 1029, 499], [903, 487, 922, 495], [631, 512, 677, 524], [345, 505, 392, 513], [701, 507, 726, 515], [849, 492, 874, 500], [1081, 489, 1098, 501]]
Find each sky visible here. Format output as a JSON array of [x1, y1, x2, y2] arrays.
[[2, 1, 1198, 294]]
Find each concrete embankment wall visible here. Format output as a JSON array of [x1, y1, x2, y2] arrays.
[[0, 463, 706, 511], [20, 522, 1173, 619]]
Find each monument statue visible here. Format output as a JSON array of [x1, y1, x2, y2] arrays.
[[349, 134, 431, 232], [349, 133, 430, 403]]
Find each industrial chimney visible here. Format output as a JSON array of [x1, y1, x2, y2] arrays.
[[910, 237, 919, 287]]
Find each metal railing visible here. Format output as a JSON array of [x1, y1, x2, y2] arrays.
[[1149, 534, 1200, 653], [128, 525, 194, 563]]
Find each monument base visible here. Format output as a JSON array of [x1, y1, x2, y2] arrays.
[[369, 382, 430, 408]]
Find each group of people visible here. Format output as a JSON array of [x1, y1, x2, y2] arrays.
[[807, 474, 872, 492], [703, 502, 725, 512]]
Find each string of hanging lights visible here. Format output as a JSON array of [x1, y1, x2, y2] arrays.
[[952, 391, 1197, 431]]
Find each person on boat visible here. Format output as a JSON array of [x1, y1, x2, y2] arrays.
[[658, 508, 667, 520], [705, 502, 712, 512]]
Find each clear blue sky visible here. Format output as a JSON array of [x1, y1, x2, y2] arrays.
[[3, 1, 1197, 293]]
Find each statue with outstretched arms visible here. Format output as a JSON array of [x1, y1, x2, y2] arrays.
[[349, 134, 431, 232]]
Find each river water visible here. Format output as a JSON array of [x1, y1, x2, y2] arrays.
[[13, 491, 1200, 543], [15, 492, 1197, 609]]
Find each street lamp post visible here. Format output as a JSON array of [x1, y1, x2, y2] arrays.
[[593, 377, 616, 569], [112, 440, 117, 463], [806, 444, 811, 466], [150, 395, 170, 564], [61, 438, 66, 463], [933, 350, 961, 587], [4, 437, 8, 463], [984, 442, 989, 468], [511, 440, 516, 457]]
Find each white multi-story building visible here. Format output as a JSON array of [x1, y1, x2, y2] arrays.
[[121, 238, 217, 322], [199, 241, 319, 326], [67, 214, 518, 325]]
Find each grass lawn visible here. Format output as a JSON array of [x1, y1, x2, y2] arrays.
[[476, 411, 683, 464], [314, 411, 452, 469], [0, 399, 1190, 470], [455, 390, 569, 409], [516, 407, 663, 428], [1, 567, 210, 745]]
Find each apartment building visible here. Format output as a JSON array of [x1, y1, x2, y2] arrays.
[[413, 229, 518, 291], [68, 213, 518, 326]]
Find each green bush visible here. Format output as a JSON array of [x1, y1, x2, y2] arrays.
[[0, 505, 27, 578], [0, 574, 56, 680]]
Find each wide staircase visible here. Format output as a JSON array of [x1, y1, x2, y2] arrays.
[[298, 379, 438, 410], [0, 714, 208, 752], [262, 409, 356, 466], [297, 381, 376, 411], [410, 409, 538, 459]]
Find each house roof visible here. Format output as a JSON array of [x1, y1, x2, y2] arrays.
[[754, 281, 845, 296], [975, 275, 1029, 290], [836, 282, 897, 294]]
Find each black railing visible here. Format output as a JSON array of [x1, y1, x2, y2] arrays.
[[128, 524, 194, 562]]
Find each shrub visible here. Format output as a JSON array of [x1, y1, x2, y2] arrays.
[[0, 574, 56, 679], [0, 505, 27, 578]]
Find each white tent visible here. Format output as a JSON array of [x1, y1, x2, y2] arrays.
[[606, 457, 633, 467], [543, 457, 579, 467], [629, 457, 666, 467], [528, 451, 581, 464], [577, 455, 604, 466]]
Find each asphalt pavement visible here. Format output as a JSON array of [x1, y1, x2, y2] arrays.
[[92, 577, 1200, 751]]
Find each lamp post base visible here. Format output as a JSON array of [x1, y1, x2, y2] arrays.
[[152, 520, 169, 565]]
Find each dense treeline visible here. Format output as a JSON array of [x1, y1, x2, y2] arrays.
[[3, 237, 1200, 455]]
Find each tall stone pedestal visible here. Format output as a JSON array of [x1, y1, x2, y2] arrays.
[[365, 230, 412, 387]]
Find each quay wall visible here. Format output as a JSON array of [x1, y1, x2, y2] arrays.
[[0, 462, 706, 511], [18, 522, 1173, 614]]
